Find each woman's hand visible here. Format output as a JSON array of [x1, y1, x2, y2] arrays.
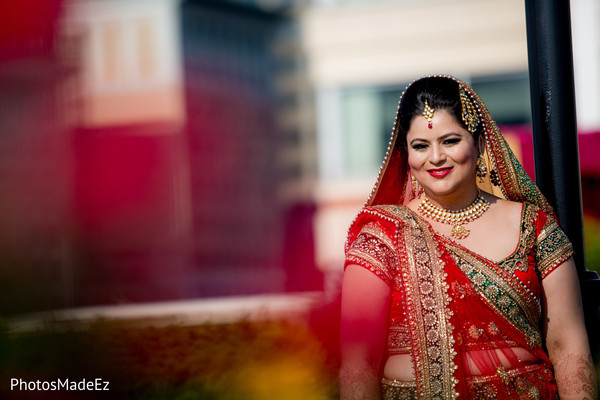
[[542, 258, 598, 399], [339, 265, 392, 400]]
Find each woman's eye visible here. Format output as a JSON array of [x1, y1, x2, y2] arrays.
[[412, 143, 427, 150], [443, 138, 461, 145]]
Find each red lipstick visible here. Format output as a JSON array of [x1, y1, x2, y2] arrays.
[[427, 167, 453, 178]]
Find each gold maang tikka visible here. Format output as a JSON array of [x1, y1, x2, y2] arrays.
[[422, 100, 435, 129]]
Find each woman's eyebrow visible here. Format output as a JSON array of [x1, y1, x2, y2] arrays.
[[438, 132, 462, 139], [408, 137, 428, 146]]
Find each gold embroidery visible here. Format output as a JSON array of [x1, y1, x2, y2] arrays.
[[388, 324, 412, 354], [487, 322, 499, 336], [496, 365, 511, 385], [481, 202, 536, 274], [469, 325, 483, 339], [536, 215, 574, 278], [442, 203, 549, 348], [484, 284, 499, 298], [498, 295, 511, 308], [381, 378, 418, 400], [496, 203, 538, 274], [473, 272, 486, 285], [381, 206, 458, 399], [452, 251, 543, 348], [420, 281, 434, 295], [529, 386, 541, 400], [346, 222, 398, 286], [455, 283, 467, 299], [346, 207, 422, 358], [468, 363, 548, 399]]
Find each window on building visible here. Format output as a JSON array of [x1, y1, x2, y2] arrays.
[[471, 73, 531, 125], [318, 73, 531, 179], [341, 88, 385, 175]]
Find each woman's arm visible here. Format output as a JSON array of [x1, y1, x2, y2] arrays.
[[542, 258, 598, 399], [339, 264, 392, 400]]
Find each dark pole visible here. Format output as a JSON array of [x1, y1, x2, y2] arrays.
[[525, 0, 599, 352]]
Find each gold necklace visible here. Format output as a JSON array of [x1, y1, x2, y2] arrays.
[[417, 192, 489, 239]]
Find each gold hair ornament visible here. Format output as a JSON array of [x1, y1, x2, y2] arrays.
[[459, 84, 480, 133], [422, 100, 435, 129]]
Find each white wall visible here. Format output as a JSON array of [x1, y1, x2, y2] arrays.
[[300, 0, 528, 88], [571, 0, 600, 131]]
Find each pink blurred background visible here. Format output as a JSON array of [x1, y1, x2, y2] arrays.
[[1, 0, 599, 315]]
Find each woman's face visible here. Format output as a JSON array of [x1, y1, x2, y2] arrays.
[[406, 109, 479, 201]]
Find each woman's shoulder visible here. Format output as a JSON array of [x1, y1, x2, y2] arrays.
[[358, 204, 414, 222], [484, 194, 553, 227], [480, 193, 525, 228], [493, 197, 550, 217], [347, 204, 412, 238], [483, 192, 524, 213]]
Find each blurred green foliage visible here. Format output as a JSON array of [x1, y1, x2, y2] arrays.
[[0, 318, 338, 400], [584, 215, 600, 273]]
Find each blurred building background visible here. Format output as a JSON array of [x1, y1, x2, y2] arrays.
[[1, 0, 599, 313], [0, 0, 72, 313], [304, 0, 600, 289]]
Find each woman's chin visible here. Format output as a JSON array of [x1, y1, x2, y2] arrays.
[[422, 178, 478, 200], [422, 184, 456, 198]]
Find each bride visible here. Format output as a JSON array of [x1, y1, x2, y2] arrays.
[[339, 76, 597, 399]]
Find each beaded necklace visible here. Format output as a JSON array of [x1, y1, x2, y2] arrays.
[[418, 192, 489, 239]]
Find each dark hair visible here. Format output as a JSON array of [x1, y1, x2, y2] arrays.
[[395, 76, 482, 146]]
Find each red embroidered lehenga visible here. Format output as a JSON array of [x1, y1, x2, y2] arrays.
[[344, 77, 573, 399]]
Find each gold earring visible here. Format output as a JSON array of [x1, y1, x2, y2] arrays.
[[476, 155, 488, 182], [411, 172, 423, 196]]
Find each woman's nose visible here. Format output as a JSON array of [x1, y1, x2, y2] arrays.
[[430, 143, 446, 164]]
